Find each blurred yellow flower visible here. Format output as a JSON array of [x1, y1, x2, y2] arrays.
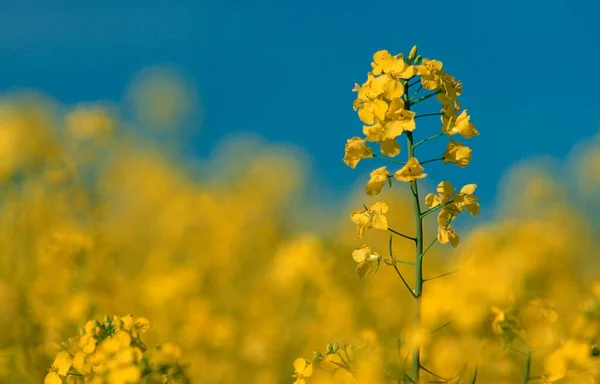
[[352, 244, 381, 278], [293, 358, 313, 384]]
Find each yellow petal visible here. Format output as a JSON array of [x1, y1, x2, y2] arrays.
[[379, 138, 400, 157], [53, 351, 72, 376], [293, 358, 307, 373], [460, 184, 477, 194], [45, 372, 62, 384]]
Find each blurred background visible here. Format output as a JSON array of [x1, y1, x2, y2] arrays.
[[1, 1, 600, 383]]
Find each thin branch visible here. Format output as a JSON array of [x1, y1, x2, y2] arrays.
[[372, 153, 406, 166], [409, 84, 423, 102], [421, 237, 438, 259], [523, 351, 532, 384], [506, 346, 529, 357], [430, 321, 452, 334], [407, 79, 420, 88], [420, 157, 444, 165], [420, 364, 451, 381], [388, 228, 417, 242], [415, 112, 443, 120], [470, 364, 479, 384], [424, 270, 460, 283], [383, 257, 415, 266], [389, 235, 416, 298], [420, 200, 455, 219], [413, 132, 445, 148], [411, 90, 442, 105]]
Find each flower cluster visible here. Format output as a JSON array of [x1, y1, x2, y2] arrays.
[[344, 45, 480, 273], [424, 181, 480, 247], [45, 315, 190, 384]]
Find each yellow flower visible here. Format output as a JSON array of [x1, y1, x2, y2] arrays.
[[362, 99, 415, 143], [357, 98, 388, 125], [454, 184, 480, 216], [73, 352, 92, 375], [352, 73, 384, 103], [352, 244, 381, 278], [343, 137, 373, 168], [65, 104, 116, 138], [418, 59, 444, 90], [350, 202, 389, 238], [78, 334, 96, 354], [52, 351, 72, 376], [365, 167, 391, 196], [425, 181, 455, 208], [445, 110, 479, 138], [384, 99, 416, 136], [437, 225, 459, 247], [442, 142, 472, 167], [353, 74, 389, 124], [371, 50, 416, 79], [293, 358, 313, 384], [394, 157, 427, 182], [436, 208, 457, 228], [380, 74, 404, 99], [491, 307, 510, 334]]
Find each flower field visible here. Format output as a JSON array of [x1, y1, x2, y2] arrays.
[[1, 46, 600, 383]]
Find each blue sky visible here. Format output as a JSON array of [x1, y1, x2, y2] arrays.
[[1, 0, 599, 217]]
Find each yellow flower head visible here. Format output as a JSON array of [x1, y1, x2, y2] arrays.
[[394, 157, 427, 182], [365, 166, 391, 196], [343, 137, 373, 168], [442, 142, 472, 167], [350, 202, 389, 238]]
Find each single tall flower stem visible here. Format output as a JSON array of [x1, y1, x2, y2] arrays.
[[405, 91, 424, 383]]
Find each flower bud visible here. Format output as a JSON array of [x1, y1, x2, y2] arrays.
[[408, 45, 418, 62]]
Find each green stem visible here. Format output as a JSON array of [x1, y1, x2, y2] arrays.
[[421, 238, 438, 258], [420, 157, 443, 165], [523, 351, 531, 384], [424, 270, 459, 282], [388, 228, 417, 242], [389, 235, 416, 298], [414, 112, 443, 120], [372, 153, 406, 166], [409, 84, 423, 102], [411, 90, 442, 105], [420, 200, 455, 219], [413, 132, 445, 148]]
